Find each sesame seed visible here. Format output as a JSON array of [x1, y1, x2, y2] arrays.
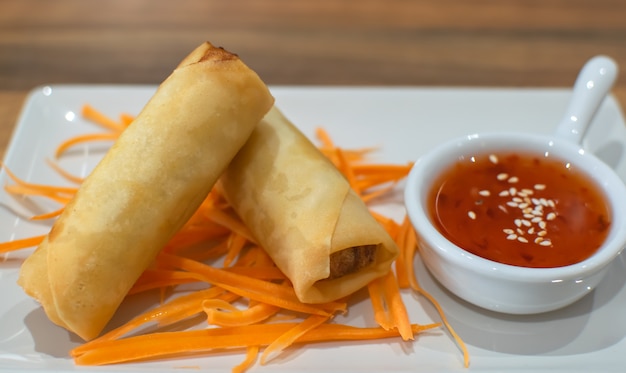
[[499, 190, 510, 197], [546, 212, 557, 221], [534, 184, 546, 190], [478, 190, 491, 197], [507, 201, 519, 207], [540, 198, 549, 207], [521, 219, 531, 227], [489, 154, 499, 164], [506, 234, 517, 240], [468, 211, 477, 220], [539, 221, 547, 230], [523, 213, 535, 219], [497, 173, 509, 181], [514, 219, 522, 227], [522, 188, 534, 195], [539, 239, 552, 246], [534, 237, 544, 244], [517, 228, 525, 235], [518, 236, 529, 243], [508, 176, 519, 183], [498, 205, 508, 213], [523, 207, 533, 214], [531, 198, 541, 205], [527, 227, 535, 234], [531, 217, 543, 223], [503, 228, 515, 234], [537, 230, 547, 236], [509, 187, 517, 196], [547, 200, 556, 208], [512, 197, 523, 203], [519, 203, 530, 209]]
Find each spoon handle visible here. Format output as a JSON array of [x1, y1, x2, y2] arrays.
[[555, 55, 618, 144]]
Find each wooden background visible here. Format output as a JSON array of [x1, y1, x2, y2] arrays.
[[1, 0, 625, 153]]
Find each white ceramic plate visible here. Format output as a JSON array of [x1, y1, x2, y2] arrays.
[[1, 85, 626, 372]]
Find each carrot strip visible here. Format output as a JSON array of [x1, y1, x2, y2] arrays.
[[315, 128, 335, 149], [163, 253, 346, 316], [4, 184, 73, 205], [405, 228, 470, 368], [0, 234, 45, 254], [128, 269, 207, 295], [2, 165, 78, 196], [360, 182, 399, 203], [81, 104, 126, 132], [394, 216, 411, 289], [74, 287, 233, 354], [260, 314, 330, 364], [119, 113, 135, 127], [204, 300, 280, 327], [46, 158, 85, 184], [223, 232, 249, 267], [55, 133, 119, 159], [29, 207, 64, 221], [233, 346, 259, 373], [335, 148, 361, 196], [72, 323, 440, 366], [224, 266, 286, 281], [367, 276, 393, 330], [202, 207, 256, 244], [381, 271, 413, 341]]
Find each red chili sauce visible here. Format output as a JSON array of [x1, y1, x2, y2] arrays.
[[428, 152, 611, 268]]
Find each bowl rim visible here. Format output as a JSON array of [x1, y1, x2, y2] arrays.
[[404, 131, 626, 283]]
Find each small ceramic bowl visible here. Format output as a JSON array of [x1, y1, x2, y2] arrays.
[[404, 55, 626, 314]]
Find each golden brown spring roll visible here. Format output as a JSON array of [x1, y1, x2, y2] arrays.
[[220, 107, 398, 304], [17, 42, 274, 341]]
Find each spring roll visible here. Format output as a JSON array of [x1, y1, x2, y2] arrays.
[[17, 42, 274, 341], [220, 107, 398, 304]]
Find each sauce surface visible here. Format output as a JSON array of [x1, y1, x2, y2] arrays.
[[428, 152, 611, 268]]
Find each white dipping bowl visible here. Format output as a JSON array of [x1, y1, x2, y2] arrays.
[[404, 132, 626, 314]]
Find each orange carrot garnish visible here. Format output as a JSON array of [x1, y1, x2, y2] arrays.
[[0, 104, 468, 372]]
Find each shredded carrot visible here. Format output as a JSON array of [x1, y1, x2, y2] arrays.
[[233, 346, 259, 373], [2, 164, 78, 197], [0, 234, 45, 253], [223, 232, 249, 267], [0, 104, 469, 372], [161, 253, 346, 317], [55, 133, 119, 159], [204, 300, 280, 327], [71, 322, 440, 366], [81, 104, 127, 132], [45, 159, 85, 184], [394, 216, 412, 288], [260, 314, 330, 364], [403, 223, 470, 368]]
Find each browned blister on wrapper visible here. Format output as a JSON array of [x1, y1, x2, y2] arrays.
[[18, 42, 274, 341]]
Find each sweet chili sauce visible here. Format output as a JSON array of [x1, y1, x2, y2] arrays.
[[428, 152, 611, 268]]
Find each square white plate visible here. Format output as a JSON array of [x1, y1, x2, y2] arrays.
[[1, 85, 626, 372]]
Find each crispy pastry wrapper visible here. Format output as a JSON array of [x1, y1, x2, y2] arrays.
[[220, 107, 398, 303], [17, 42, 274, 341]]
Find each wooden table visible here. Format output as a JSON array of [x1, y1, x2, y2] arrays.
[[1, 0, 625, 156]]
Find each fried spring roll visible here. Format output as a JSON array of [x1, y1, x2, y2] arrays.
[[17, 42, 274, 341], [220, 107, 398, 304]]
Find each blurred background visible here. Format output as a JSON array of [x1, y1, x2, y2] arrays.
[[1, 0, 625, 127]]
